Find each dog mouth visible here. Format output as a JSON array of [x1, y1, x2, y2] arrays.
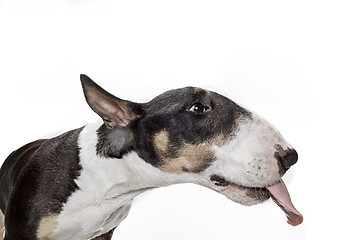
[[210, 175, 303, 226]]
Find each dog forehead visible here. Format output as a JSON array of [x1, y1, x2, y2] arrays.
[[146, 87, 204, 107], [140, 86, 250, 132], [144, 86, 237, 112]]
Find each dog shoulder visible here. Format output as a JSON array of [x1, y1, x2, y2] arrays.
[[2, 127, 84, 238]]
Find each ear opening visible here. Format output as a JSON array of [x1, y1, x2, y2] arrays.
[[80, 74, 142, 128]]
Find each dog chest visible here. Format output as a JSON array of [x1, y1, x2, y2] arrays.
[[51, 199, 132, 239], [49, 147, 136, 239]]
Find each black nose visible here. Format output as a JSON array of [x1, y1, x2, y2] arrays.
[[275, 146, 298, 170], [281, 148, 298, 168]]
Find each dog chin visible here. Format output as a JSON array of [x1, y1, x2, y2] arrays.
[[209, 175, 270, 206], [220, 183, 270, 206]]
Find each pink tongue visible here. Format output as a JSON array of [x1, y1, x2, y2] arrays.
[[266, 180, 303, 226]]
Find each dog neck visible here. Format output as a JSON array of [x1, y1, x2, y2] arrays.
[[77, 122, 199, 201]]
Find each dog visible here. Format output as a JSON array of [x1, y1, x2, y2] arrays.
[[0, 74, 302, 240]]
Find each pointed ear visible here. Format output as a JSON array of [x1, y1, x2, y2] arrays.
[[80, 74, 143, 128]]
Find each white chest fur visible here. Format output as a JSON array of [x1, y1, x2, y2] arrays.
[[50, 123, 190, 240]]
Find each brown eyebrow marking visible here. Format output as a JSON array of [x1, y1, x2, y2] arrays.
[[193, 87, 211, 94]]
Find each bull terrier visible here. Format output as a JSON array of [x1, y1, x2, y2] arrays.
[[0, 74, 302, 239]]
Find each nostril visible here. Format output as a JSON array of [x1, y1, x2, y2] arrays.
[[281, 149, 298, 169]]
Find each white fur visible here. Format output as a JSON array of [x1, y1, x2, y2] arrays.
[[207, 114, 292, 188], [51, 122, 199, 240]]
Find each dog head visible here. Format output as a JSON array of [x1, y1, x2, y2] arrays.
[[80, 74, 303, 226]]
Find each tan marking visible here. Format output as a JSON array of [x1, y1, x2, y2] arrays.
[[159, 133, 230, 173], [37, 214, 58, 240], [159, 142, 215, 173], [0, 209, 4, 240], [153, 130, 170, 153], [194, 87, 211, 94]]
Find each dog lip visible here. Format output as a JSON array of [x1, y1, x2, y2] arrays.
[[210, 174, 270, 199], [210, 174, 266, 190], [210, 174, 231, 187]]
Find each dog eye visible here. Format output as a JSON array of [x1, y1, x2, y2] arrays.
[[189, 103, 211, 114]]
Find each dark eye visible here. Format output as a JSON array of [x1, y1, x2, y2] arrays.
[[189, 103, 211, 114]]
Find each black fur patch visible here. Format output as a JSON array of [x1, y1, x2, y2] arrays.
[[96, 124, 135, 159], [131, 87, 252, 170], [0, 128, 83, 239], [92, 228, 116, 240]]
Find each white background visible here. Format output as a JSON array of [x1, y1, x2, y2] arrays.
[[0, 1, 359, 239]]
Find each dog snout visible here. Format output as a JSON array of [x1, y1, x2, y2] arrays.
[[275, 145, 298, 170]]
